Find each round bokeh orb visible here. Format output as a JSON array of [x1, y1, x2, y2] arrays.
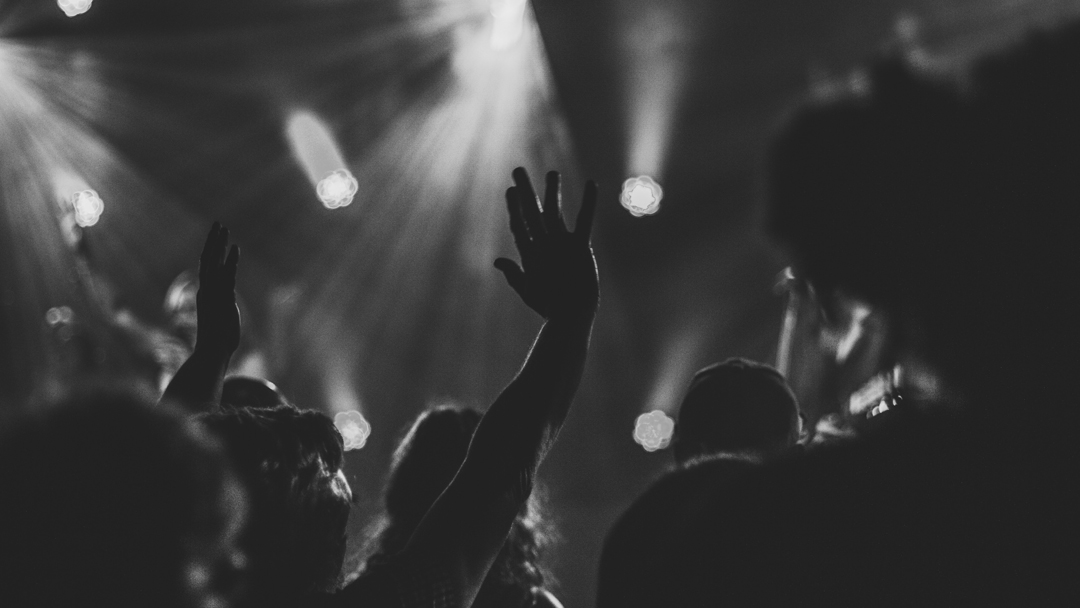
[[620, 176, 663, 217], [71, 190, 104, 227], [317, 169, 359, 209], [633, 410, 675, 452], [57, 0, 92, 18], [334, 410, 372, 451]]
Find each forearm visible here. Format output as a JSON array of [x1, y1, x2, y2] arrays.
[[159, 348, 230, 413], [466, 313, 594, 477], [403, 313, 594, 607]]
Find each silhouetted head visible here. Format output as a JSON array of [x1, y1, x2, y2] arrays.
[[369, 404, 551, 599], [767, 25, 1080, 409], [672, 359, 800, 464], [198, 404, 352, 608], [221, 376, 290, 410], [0, 388, 245, 608]]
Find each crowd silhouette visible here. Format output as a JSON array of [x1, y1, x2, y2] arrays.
[[2, 16, 1078, 608]]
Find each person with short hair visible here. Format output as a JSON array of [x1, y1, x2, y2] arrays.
[[598, 358, 800, 608]]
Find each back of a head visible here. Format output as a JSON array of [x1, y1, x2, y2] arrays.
[[0, 389, 238, 608], [374, 404, 550, 597], [672, 358, 799, 465], [221, 376, 290, 411], [382, 404, 483, 538], [199, 404, 352, 607]]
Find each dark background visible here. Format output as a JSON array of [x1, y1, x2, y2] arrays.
[[2, 1, 1078, 604]]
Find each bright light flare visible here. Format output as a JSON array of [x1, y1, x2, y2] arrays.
[[620, 175, 663, 217], [45, 306, 74, 326], [285, 110, 355, 209], [317, 169, 359, 209], [334, 410, 372, 451], [57, 0, 92, 18], [490, 0, 528, 50], [71, 189, 104, 227], [634, 410, 675, 452]]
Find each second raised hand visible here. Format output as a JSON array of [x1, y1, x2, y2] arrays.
[[196, 222, 241, 359], [494, 167, 599, 321]]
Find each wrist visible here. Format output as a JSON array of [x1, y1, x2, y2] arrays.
[[192, 343, 234, 369], [546, 308, 596, 329]]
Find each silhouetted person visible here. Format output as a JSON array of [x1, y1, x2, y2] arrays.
[[597, 358, 800, 608], [671, 358, 801, 465], [644, 22, 1080, 606], [0, 389, 246, 608], [365, 405, 563, 608], [165, 166, 600, 608], [199, 403, 353, 608]]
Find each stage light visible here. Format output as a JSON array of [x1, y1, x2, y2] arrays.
[[285, 110, 356, 209], [633, 410, 674, 452], [490, 0, 528, 50], [57, 0, 92, 18], [334, 410, 371, 451], [620, 175, 662, 217], [70, 189, 104, 227], [317, 169, 358, 209], [45, 306, 74, 326]]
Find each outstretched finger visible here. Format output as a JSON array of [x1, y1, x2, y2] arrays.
[[224, 245, 240, 292], [200, 222, 222, 283], [574, 180, 598, 241], [542, 170, 565, 234], [505, 188, 530, 251], [512, 167, 544, 239]]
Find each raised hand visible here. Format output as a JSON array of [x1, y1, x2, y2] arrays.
[[494, 168, 599, 321], [196, 222, 241, 359]]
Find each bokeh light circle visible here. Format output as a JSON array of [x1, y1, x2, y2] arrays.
[[620, 175, 663, 217], [71, 190, 104, 227], [316, 169, 358, 209], [57, 0, 92, 17], [633, 410, 675, 452], [334, 410, 371, 451]]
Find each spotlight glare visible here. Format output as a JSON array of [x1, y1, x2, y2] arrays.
[[334, 410, 372, 451], [316, 169, 358, 209], [620, 175, 663, 217], [633, 410, 675, 452], [57, 0, 92, 17], [490, 0, 528, 50], [70, 189, 104, 227]]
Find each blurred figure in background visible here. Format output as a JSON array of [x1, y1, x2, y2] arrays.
[[363, 404, 563, 608], [0, 388, 246, 608], [597, 358, 800, 608], [645, 20, 1080, 606]]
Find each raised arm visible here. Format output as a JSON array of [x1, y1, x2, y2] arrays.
[[161, 222, 240, 413], [402, 168, 599, 607]]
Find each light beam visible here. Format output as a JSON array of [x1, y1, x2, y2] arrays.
[[285, 110, 357, 209], [618, 1, 694, 183]]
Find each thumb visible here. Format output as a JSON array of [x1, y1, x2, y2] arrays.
[[494, 258, 528, 297]]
